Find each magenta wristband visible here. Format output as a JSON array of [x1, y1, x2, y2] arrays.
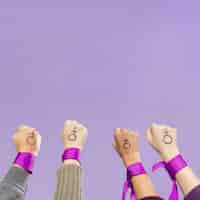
[[127, 162, 147, 180], [14, 152, 35, 174], [152, 154, 188, 200], [62, 148, 80, 162], [165, 154, 188, 179], [122, 162, 146, 200]]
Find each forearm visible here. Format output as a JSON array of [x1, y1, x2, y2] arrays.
[[0, 151, 36, 200], [176, 167, 200, 196], [0, 166, 29, 200], [54, 163, 82, 200], [125, 153, 160, 199], [147, 124, 200, 199], [163, 150, 200, 197], [54, 147, 83, 200], [130, 174, 158, 199], [55, 120, 87, 200]]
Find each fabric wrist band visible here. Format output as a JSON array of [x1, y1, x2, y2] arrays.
[[14, 152, 35, 174], [62, 148, 80, 162], [152, 154, 188, 200], [122, 162, 147, 200]]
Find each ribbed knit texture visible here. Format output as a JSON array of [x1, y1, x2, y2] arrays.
[[54, 164, 82, 200]]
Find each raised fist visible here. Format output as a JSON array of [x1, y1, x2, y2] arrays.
[[146, 123, 179, 161], [61, 120, 88, 151], [12, 125, 42, 156], [113, 128, 141, 167]]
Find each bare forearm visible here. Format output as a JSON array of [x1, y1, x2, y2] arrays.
[[176, 167, 200, 196], [163, 151, 200, 197], [131, 174, 158, 199], [146, 124, 200, 199], [125, 154, 158, 199]]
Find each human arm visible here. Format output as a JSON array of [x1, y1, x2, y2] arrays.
[[54, 120, 88, 200], [0, 125, 41, 200], [147, 123, 200, 199], [113, 128, 163, 200]]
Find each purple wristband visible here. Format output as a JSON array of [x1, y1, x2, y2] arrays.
[[166, 154, 188, 179], [62, 148, 80, 162], [14, 152, 35, 174], [122, 162, 146, 200], [127, 162, 147, 180], [152, 154, 188, 200]]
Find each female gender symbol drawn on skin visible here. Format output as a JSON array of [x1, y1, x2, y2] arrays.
[[26, 131, 37, 146], [123, 139, 131, 150], [68, 127, 78, 141], [162, 128, 173, 144]]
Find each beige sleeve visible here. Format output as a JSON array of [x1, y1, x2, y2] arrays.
[[54, 164, 82, 200]]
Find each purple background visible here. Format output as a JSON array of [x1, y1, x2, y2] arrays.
[[0, 1, 200, 199]]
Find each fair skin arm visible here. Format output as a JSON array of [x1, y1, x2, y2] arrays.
[[131, 175, 158, 199], [61, 120, 88, 167], [126, 153, 158, 199], [147, 123, 200, 197], [64, 159, 80, 166], [54, 120, 87, 200], [114, 128, 160, 199], [12, 125, 41, 172], [163, 151, 200, 196], [0, 125, 41, 200]]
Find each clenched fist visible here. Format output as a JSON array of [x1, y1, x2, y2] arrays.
[[146, 123, 179, 161], [61, 120, 88, 151], [12, 125, 42, 156], [113, 128, 141, 167]]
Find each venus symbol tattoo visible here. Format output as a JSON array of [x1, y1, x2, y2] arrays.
[[123, 139, 131, 150], [68, 127, 78, 141], [26, 132, 36, 146], [162, 129, 173, 144]]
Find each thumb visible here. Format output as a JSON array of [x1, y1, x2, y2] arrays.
[[112, 141, 117, 151], [146, 128, 153, 145], [112, 141, 121, 157]]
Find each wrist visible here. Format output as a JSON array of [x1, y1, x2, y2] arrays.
[[64, 144, 81, 151], [17, 149, 38, 156], [127, 162, 147, 180], [13, 163, 25, 170], [160, 148, 180, 162], [64, 159, 80, 166], [62, 147, 81, 163], [123, 152, 142, 168], [14, 152, 35, 174]]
